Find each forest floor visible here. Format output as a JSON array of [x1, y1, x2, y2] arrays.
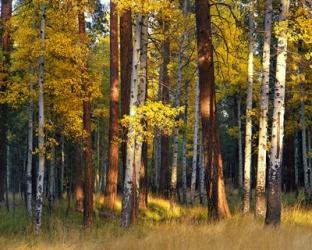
[[0, 189, 312, 250]]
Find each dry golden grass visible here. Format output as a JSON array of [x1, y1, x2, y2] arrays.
[[1, 193, 312, 250]]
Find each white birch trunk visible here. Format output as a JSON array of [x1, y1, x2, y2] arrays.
[[243, 2, 254, 213], [190, 80, 199, 204], [35, 3, 46, 233], [265, 0, 289, 225], [256, 0, 273, 217], [26, 65, 34, 217]]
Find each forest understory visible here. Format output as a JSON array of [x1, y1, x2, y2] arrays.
[[1, 189, 312, 250]]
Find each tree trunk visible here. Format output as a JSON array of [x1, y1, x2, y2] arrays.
[[190, 80, 200, 204], [26, 65, 34, 216], [35, 3, 46, 233], [243, 2, 254, 213], [78, 11, 93, 228], [0, 0, 12, 204], [121, 13, 147, 227], [195, 0, 231, 220], [300, 89, 309, 199], [199, 132, 205, 204], [181, 81, 189, 204], [120, 9, 132, 185], [48, 145, 56, 213], [105, 0, 119, 211], [60, 136, 65, 198], [256, 0, 273, 217], [159, 21, 170, 198], [237, 95, 243, 193], [170, 29, 185, 203], [139, 142, 148, 208], [265, 0, 289, 226], [294, 132, 299, 188]]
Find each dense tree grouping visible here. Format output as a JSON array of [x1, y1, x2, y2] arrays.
[[0, 0, 311, 233]]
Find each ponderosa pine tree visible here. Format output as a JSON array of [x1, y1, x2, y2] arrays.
[[256, 0, 273, 217], [78, 10, 93, 228], [195, 0, 231, 220], [105, 0, 119, 211], [0, 0, 12, 204], [265, 0, 289, 226], [120, 9, 132, 184]]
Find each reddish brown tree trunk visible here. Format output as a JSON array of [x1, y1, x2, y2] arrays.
[[78, 11, 93, 228], [195, 0, 231, 221], [0, 0, 12, 203], [120, 10, 132, 184], [159, 21, 170, 198], [105, 0, 119, 211]]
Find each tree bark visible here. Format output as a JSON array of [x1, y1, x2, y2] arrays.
[[48, 145, 56, 212], [60, 136, 65, 198], [237, 95, 243, 193], [243, 2, 254, 213], [105, 0, 119, 211], [294, 132, 299, 188], [170, 28, 185, 203], [26, 65, 34, 216], [78, 11, 93, 228], [120, 9, 132, 185], [35, 3, 46, 233], [121, 13, 147, 227], [139, 142, 148, 208], [195, 0, 231, 220], [159, 21, 170, 198], [190, 80, 200, 204], [265, 0, 289, 226], [300, 89, 309, 199], [0, 0, 12, 204], [256, 0, 273, 217], [199, 132, 205, 204]]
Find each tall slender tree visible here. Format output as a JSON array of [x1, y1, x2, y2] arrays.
[[121, 13, 148, 227], [35, 2, 46, 233], [78, 10, 93, 228], [243, 0, 255, 214], [190, 80, 200, 204], [105, 0, 119, 211], [256, 0, 273, 217], [120, 9, 132, 183], [265, 0, 289, 226], [195, 0, 231, 220], [26, 65, 34, 216], [0, 0, 12, 204], [159, 21, 170, 198]]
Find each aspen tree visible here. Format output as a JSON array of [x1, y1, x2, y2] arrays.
[[265, 0, 289, 226], [256, 0, 273, 217]]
